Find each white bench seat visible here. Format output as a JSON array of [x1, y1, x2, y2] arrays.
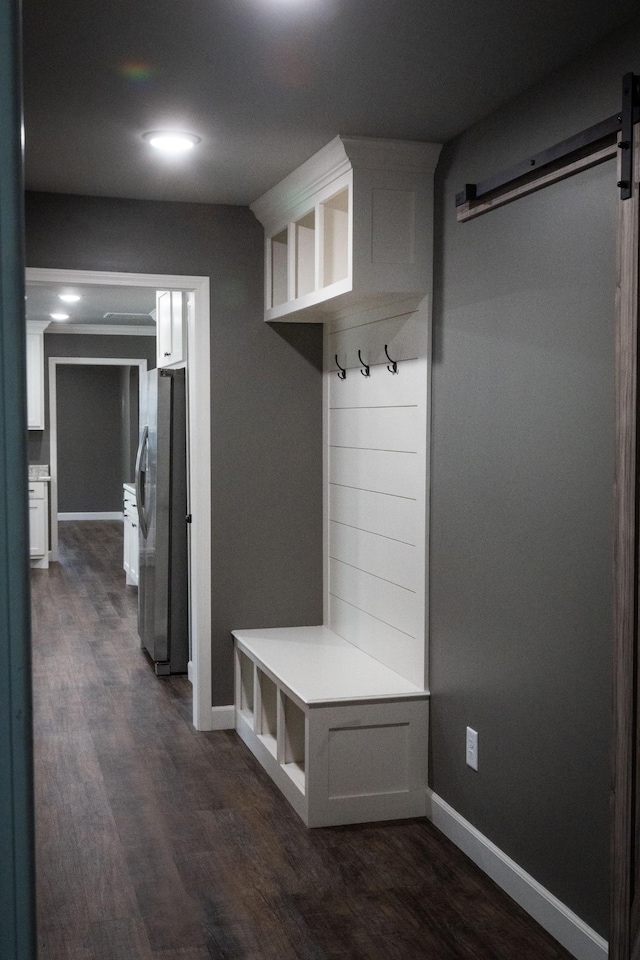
[[232, 626, 429, 827]]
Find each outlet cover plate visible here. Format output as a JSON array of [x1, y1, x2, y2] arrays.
[[466, 726, 478, 771]]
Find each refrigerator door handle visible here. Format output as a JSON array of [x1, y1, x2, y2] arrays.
[[135, 424, 150, 539]]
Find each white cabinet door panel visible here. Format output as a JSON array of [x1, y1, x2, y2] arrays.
[[29, 500, 46, 557]]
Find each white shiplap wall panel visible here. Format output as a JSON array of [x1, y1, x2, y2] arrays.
[[330, 521, 417, 591], [329, 558, 417, 639], [330, 406, 418, 453], [329, 484, 417, 545], [329, 357, 424, 408], [330, 447, 418, 499], [324, 298, 429, 689], [328, 310, 422, 367], [330, 595, 422, 684]]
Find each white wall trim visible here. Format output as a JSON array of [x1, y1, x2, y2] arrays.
[[48, 356, 148, 563], [58, 512, 123, 521], [47, 323, 156, 337], [28, 267, 212, 734], [426, 791, 608, 960], [211, 705, 235, 730]]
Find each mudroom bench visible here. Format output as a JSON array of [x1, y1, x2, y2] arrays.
[[232, 626, 429, 827]]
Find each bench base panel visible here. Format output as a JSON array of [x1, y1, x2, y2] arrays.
[[235, 692, 428, 828]]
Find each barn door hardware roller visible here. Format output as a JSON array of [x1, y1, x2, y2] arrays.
[[455, 72, 639, 219], [618, 73, 639, 200]]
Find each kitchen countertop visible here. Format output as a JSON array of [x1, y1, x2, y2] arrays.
[[29, 464, 50, 481]]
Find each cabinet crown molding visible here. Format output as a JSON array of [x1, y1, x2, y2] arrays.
[[26, 320, 51, 334], [251, 135, 442, 233]]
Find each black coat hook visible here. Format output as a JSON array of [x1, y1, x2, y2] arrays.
[[335, 355, 347, 380], [384, 344, 398, 374], [358, 350, 370, 377]]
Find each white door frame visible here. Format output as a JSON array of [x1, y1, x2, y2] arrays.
[[48, 356, 148, 541], [26, 267, 212, 732]]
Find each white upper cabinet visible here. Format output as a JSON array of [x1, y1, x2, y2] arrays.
[[156, 290, 185, 367], [26, 320, 49, 430], [251, 136, 442, 323]]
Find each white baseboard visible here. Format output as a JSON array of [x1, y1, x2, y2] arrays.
[[211, 705, 235, 730], [58, 512, 123, 521], [426, 791, 607, 960], [187, 660, 193, 684]]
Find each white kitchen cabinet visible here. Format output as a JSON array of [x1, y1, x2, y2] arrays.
[[28, 480, 49, 568], [156, 290, 185, 367], [26, 320, 49, 430], [250, 136, 441, 323], [123, 483, 138, 586]]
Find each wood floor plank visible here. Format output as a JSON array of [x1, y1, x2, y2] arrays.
[[32, 521, 575, 960], [151, 950, 213, 960], [82, 917, 155, 960]]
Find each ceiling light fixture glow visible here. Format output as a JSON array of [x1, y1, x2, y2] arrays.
[[50, 313, 70, 321], [143, 130, 201, 154], [59, 293, 81, 303]]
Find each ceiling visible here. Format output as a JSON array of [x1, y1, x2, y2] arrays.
[[22, 0, 639, 207], [26, 282, 156, 329]]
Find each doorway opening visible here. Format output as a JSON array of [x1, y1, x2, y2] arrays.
[[26, 267, 212, 731]]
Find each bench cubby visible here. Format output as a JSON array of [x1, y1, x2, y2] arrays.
[[233, 626, 429, 828]]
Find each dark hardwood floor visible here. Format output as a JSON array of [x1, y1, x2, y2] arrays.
[[31, 521, 573, 960]]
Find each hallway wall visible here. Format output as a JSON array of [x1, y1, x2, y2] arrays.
[[430, 17, 640, 938], [56, 364, 124, 513]]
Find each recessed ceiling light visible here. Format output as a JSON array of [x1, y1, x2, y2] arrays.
[[142, 130, 201, 154], [59, 293, 81, 303], [50, 313, 69, 321]]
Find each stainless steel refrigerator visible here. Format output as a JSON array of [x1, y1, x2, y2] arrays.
[[135, 368, 189, 675]]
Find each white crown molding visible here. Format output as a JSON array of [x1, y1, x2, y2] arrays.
[[58, 512, 123, 521], [26, 320, 51, 334], [341, 136, 442, 173], [250, 135, 442, 233], [45, 323, 155, 337], [26, 267, 208, 288]]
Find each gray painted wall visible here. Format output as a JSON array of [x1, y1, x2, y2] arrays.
[[25, 195, 324, 707], [430, 19, 640, 938], [56, 364, 124, 513]]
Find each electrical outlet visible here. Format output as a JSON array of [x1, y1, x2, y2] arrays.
[[466, 726, 478, 771]]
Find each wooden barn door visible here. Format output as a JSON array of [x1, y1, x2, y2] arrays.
[[455, 75, 640, 957], [612, 118, 640, 960]]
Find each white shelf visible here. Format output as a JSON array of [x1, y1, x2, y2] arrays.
[[270, 229, 289, 309], [234, 625, 426, 706], [321, 186, 349, 288], [282, 760, 306, 794], [257, 669, 278, 757], [295, 210, 316, 299], [252, 136, 441, 324], [239, 649, 255, 721]]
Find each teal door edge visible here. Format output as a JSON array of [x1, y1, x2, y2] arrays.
[[0, 0, 37, 956]]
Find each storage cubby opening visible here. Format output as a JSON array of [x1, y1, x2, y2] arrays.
[[239, 651, 254, 722], [270, 229, 289, 308], [295, 210, 316, 299], [322, 188, 349, 289], [281, 693, 306, 794], [258, 670, 278, 757]]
